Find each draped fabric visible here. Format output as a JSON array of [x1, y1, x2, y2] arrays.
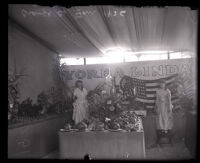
[[53, 6, 197, 54], [72, 87, 88, 124], [9, 5, 197, 57], [155, 89, 173, 130]]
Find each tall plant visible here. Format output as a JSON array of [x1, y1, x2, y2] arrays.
[[175, 73, 196, 111], [8, 60, 28, 118], [52, 56, 73, 110]]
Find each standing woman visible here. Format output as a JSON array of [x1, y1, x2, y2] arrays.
[[72, 80, 88, 125], [155, 80, 173, 133]]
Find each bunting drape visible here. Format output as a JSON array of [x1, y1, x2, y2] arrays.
[[53, 5, 198, 55], [9, 5, 197, 57]]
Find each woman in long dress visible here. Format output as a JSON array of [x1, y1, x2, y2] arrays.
[[155, 80, 173, 132], [72, 80, 88, 125]]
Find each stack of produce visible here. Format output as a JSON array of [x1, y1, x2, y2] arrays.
[[74, 122, 87, 131], [87, 117, 105, 130], [113, 110, 142, 131], [106, 121, 120, 130], [64, 123, 71, 130]]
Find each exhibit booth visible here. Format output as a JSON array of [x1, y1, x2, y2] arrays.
[[8, 5, 197, 159]]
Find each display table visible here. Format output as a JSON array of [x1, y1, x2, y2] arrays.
[[59, 130, 145, 159]]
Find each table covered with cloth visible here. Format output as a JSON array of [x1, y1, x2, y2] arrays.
[[58, 129, 145, 159]]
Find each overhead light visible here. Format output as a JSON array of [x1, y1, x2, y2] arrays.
[[132, 50, 172, 54], [103, 47, 129, 57], [103, 48, 171, 56], [104, 48, 125, 55]]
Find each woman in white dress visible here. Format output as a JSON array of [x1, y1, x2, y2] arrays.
[[72, 80, 88, 125], [155, 80, 173, 133]]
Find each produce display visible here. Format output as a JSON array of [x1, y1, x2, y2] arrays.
[[113, 111, 143, 131], [64, 123, 71, 130], [74, 122, 88, 131], [106, 121, 121, 130], [62, 110, 143, 132], [87, 118, 105, 131], [61, 76, 144, 132]]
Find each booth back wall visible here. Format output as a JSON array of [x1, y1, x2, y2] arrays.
[[64, 59, 195, 91], [8, 22, 57, 103]]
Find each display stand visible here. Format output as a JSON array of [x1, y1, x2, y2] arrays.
[[59, 130, 145, 159]]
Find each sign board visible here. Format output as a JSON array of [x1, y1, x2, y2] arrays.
[[61, 59, 194, 91]]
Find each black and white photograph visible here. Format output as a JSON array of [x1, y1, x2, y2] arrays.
[[8, 4, 198, 160]]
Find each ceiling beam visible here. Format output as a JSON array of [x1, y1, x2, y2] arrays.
[[8, 16, 59, 55]]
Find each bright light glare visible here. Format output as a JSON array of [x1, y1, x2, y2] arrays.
[[125, 55, 138, 62], [169, 52, 182, 59], [88, 49, 170, 64], [104, 48, 125, 58], [181, 55, 191, 59], [59, 50, 192, 66], [132, 50, 170, 54], [60, 58, 84, 65], [87, 47, 126, 64], [169, 52, 192, 59], [103, 47, 127, 54], [139, 54, 168, 61], [86, 56, 123, 65], [180, 52, 192, 58]]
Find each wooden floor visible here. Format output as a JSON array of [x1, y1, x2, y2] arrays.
[[145, 139, 193, 160], [43, 139, 193, 160]]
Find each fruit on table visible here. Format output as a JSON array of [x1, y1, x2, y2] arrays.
[[113, 123, 120, 130], [76, 122, 87, 131], [113, 110, 141, 131], [108, 121, 120, 130], [94, 121, 105, 130], [88, 118, 105, 130], [64, 123, 71, 130]]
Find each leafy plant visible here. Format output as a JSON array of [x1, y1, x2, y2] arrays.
[[52, 56, 73, 105], [8, 63, 28, 120], [37, 91, 50, 114], [18, 97, 42, 118]]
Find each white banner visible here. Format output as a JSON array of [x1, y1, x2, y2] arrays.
[[62, 58, 194, 91]]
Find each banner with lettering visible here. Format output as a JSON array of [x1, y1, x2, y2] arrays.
[[61, 58, 194, 91], [60, 58, 196, 111]]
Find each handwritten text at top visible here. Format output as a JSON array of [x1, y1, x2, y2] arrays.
[[21, 8, 127, 18]]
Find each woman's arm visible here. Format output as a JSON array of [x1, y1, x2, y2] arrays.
[[167, 89, 173, 112], [73, 89, 78, 102], [73, 95, 77, 101]]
